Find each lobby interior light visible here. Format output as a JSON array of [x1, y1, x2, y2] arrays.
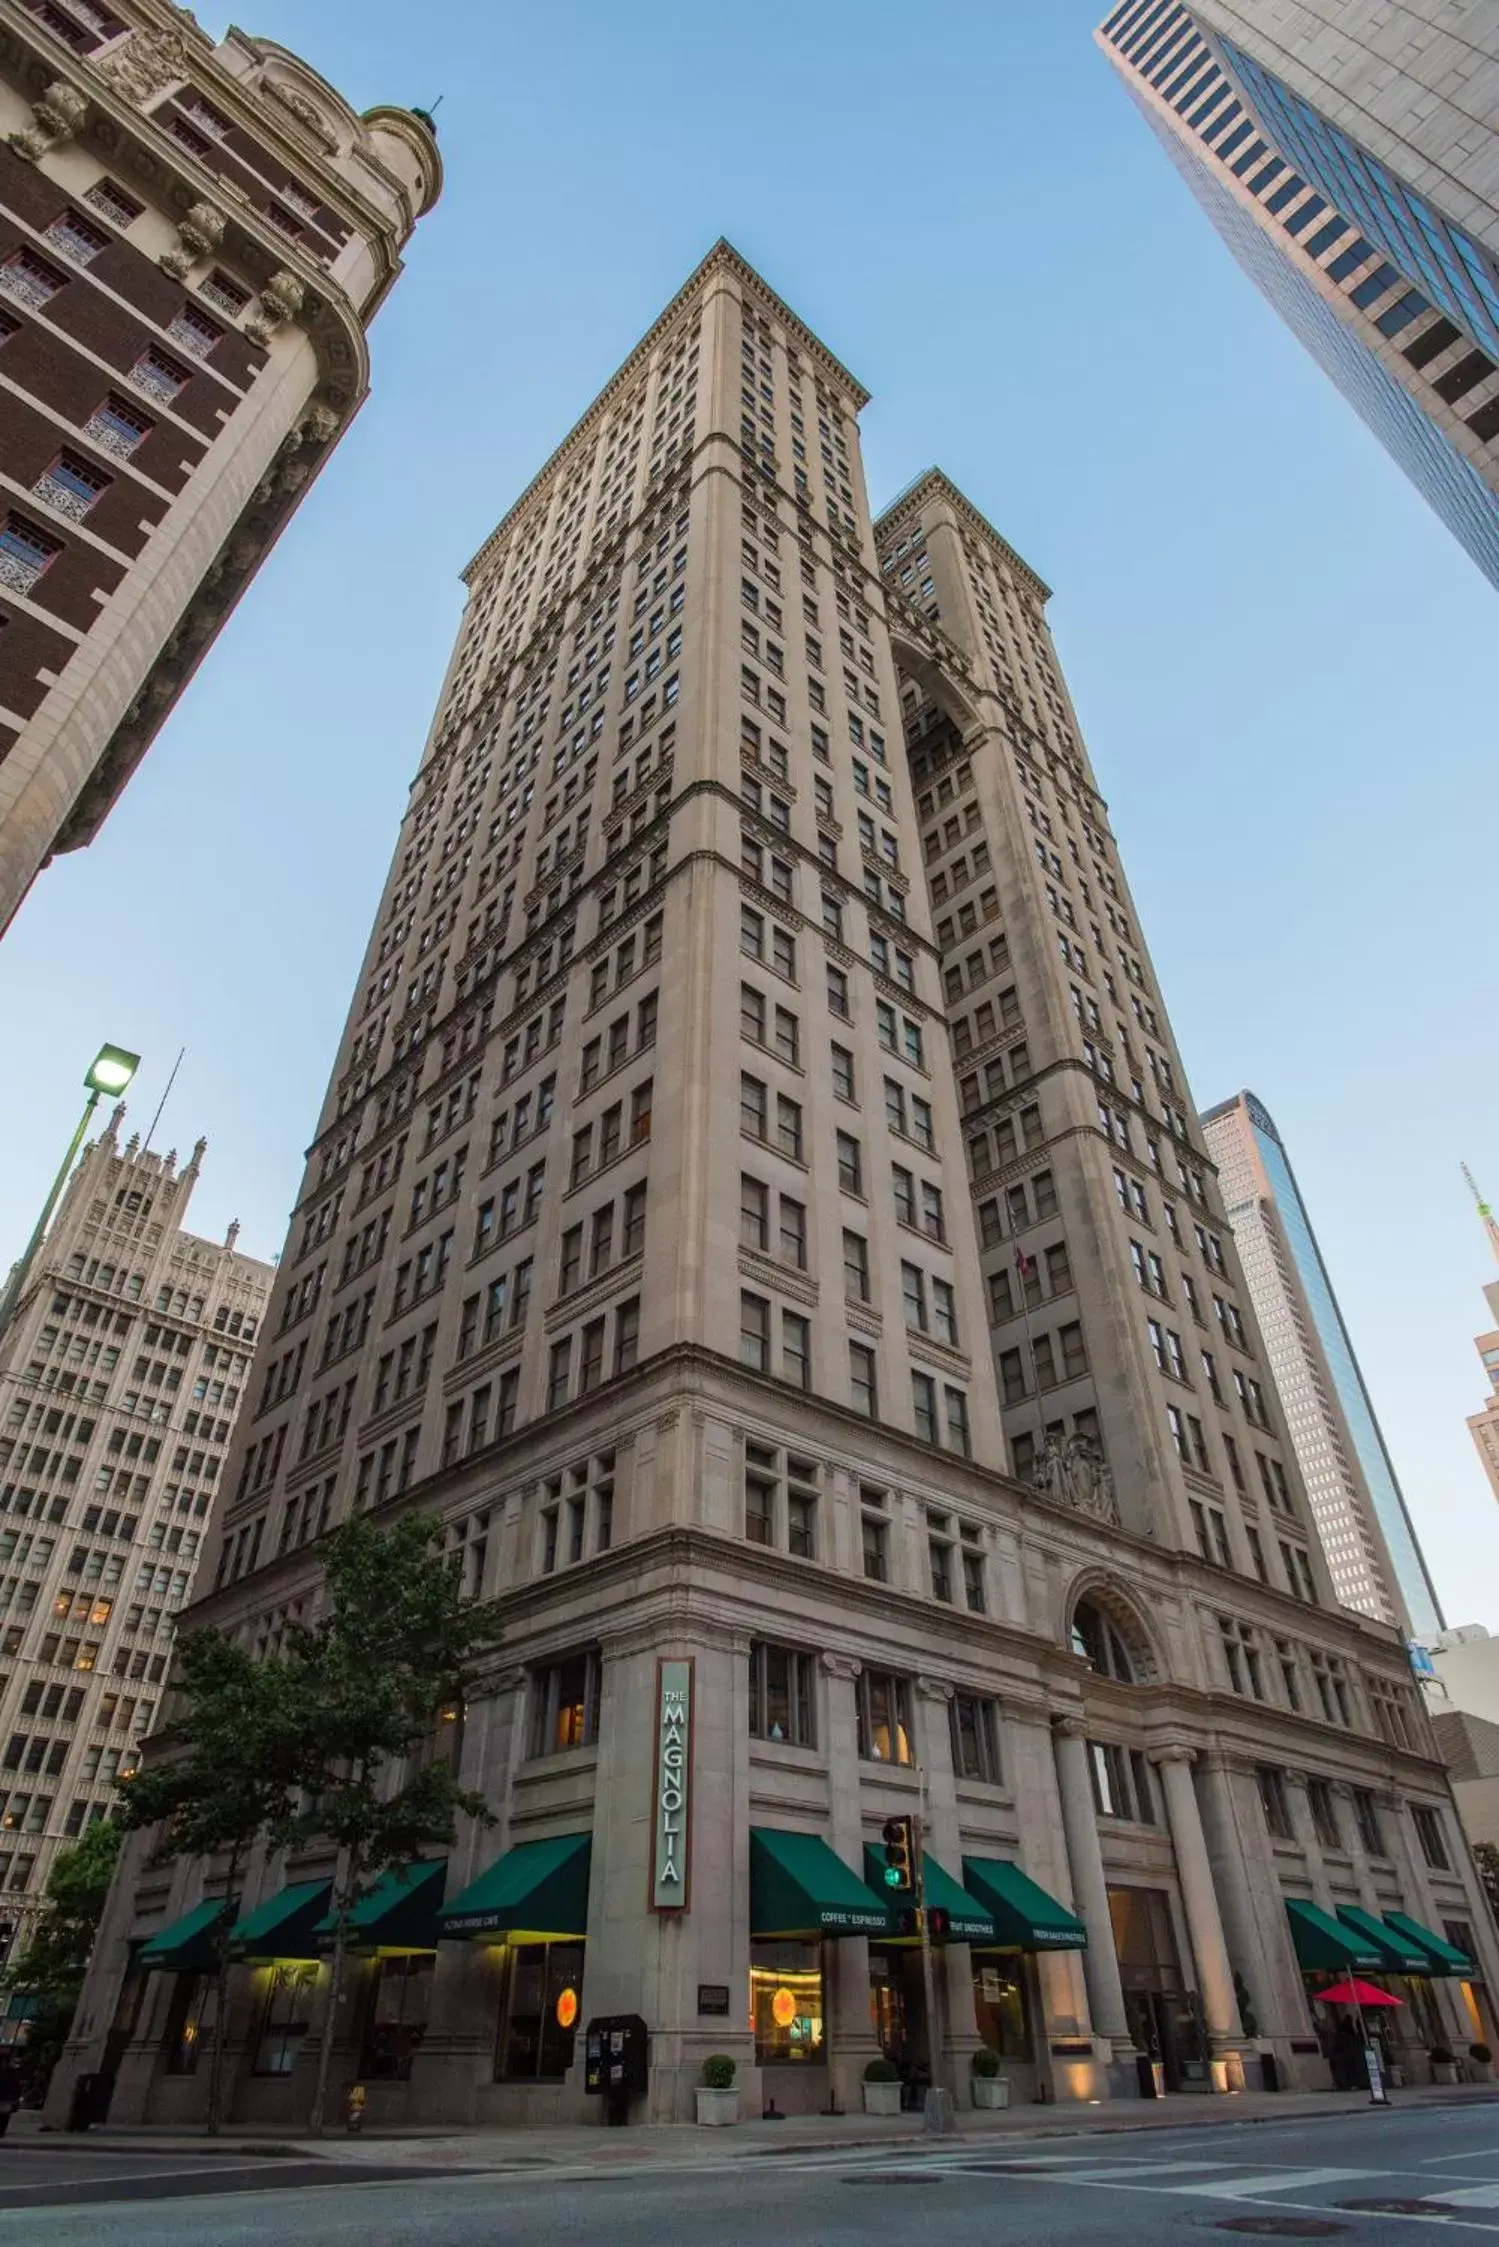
[[85, 1043, 140, 1098]]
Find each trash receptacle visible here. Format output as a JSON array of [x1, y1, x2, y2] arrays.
[[1136, 2052, 1160, 2099], [1260, 2051, 1280, 2094]]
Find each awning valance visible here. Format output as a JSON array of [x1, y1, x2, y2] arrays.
[[1383, 1910, 1475, 1976], [228, 1879, 332, 1962], [312, 1859, 447, 1953], [859, 1846, 994, 1943], [1285, 1897, 1384, 1974], [137, 1897, 236, 1973], [438, 1834, 591, 1941], [751, 1828, 894, 1938], [962, 1858, 1088, 1952], [1335, 1905, 1432, 1975]]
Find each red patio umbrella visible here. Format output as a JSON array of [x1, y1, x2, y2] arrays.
[[1316, 1979, 1404, 2007]]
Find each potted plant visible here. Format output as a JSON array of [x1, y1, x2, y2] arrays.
[[1430, 2045, 1459, 2086], [695, 2054, 739, 2126], [863, 2055, 903, 2116], [1470, 2042, 1493, 2084], [971, 2046, 1010, 2110]]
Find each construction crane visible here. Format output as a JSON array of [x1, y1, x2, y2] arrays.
[[1462, 1162, 1499, 1265]]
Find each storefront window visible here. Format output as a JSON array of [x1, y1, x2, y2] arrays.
[[357, 1954, 433, 2080], [161, 1973, 216, 2075], [254, 1963, 318, 2076], [857, 1669, 913, 1765], [751, 1940, 824, 2065], [496, 1940, 583, 2080], [972, 1958, 1033, 2059]]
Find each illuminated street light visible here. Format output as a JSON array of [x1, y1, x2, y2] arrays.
[[0, 1043, 141, 1337]]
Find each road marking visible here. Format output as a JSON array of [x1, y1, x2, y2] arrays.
[[1428, 2184, 1499, 2209], [1179, 2167, 1373, 2200], [1035, 2159, 1238, 2180]]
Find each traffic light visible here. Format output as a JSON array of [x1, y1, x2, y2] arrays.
[[897, 1907, 919, 1939], [880, 1814, 915, 1895], [926, 1906, 951, 1941]]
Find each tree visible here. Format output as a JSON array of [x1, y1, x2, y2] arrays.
[[282, 1513, 504, 2136], [0, 1818, 121, 2105], [114, 1629, 312, 2135]]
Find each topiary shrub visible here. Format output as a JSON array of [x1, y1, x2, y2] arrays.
[[1430, 2046, 1456, 2065], [701, 2054, 737, 2089], [864, 2056, 900, 2082], [1470, 2043, 1492, 2064], [971, 2046, 1002, 2078]]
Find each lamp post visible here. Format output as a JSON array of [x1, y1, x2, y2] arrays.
[[0, 1043, 140, 1341]]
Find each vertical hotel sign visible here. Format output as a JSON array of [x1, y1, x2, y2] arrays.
[[650, 1658, 693, 1911]]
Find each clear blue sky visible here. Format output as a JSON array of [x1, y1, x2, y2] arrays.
[[2, 0, 1496, 1626]]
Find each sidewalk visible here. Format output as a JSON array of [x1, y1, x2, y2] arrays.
[[13, 2081, 1498, 2169]]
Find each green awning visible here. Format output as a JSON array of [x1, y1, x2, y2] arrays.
[[137, 1897, 236, 1973], [860, 1846, 995, 1943], [438, 1834, 591, 1941], [751, 1828, 894, 1938], [1384, 1910, 1475, 1976], [1285, 1898, 1384, 1974], [1336, 1905, 1432, 1975], [312, 1859, 446, 1952], [228, 1879, 332, 1962], [962, 1858, 1088, 1952]]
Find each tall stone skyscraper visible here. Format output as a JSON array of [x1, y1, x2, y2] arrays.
[[0, 1110, 270, 1947], [0, 0, 441, 935], [1201, 1091, 1442, 1642], [1097, 1, 1499, 589], [60, 245, 1496, 2133]]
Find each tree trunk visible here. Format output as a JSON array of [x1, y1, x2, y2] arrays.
[[309, 1851, 357, 2139], [205, 1841, 242, 2139]]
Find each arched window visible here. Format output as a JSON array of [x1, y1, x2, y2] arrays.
[[1070, 1597, 1138, 1683]]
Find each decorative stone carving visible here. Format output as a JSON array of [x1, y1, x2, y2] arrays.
[[915, 1674, 954, 1704], [1148, 1743, 1197, 1769], [10, 80, 87, 163], [159, 199, 226, 280], [99, 28, 194, 107], [245, 268, 306, 345], [265, 78, 339, 150], [298, 402, 340, 447], [819, 1651, 861, 1681], [1031, 1432, 1120, 1524]]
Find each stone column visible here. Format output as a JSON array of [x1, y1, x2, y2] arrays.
[[1283, 1776, 1333, 1909], [915, 1674, 981, 2096], [821, 1653, 879, 2110], [1151, 1747, 1243, 2066], [1051, 1717, 1132, 2052], [1195, 1751, 1308, 2048]]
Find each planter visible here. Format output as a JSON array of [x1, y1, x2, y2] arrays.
[[972, 2075, 1011, 2110], [1470, 2062, 1493, 2084], [695, 2087, 739, 2126], [863, 2079, 903, 2116], [1431, 2062, 1460, 2086]]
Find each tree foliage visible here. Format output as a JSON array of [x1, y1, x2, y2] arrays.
[[0, 1817, 122, 2103]]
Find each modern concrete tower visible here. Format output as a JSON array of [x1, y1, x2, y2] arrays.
[[0, 0, 441, 936], [1097, 0, 1499, 589], [57, 246, 1497, 2135], [1201, 1091, 1442, 1643], [0, 1108, 270, 1948]]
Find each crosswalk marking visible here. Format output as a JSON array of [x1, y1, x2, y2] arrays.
[[1429, 2185, 1499, 2209], [1173, 2167, 1372, 2200], [1032, 2159, 1236, 2180]]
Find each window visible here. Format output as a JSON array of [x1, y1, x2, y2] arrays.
[[495, 1940, 584, 2082], [749, 1641, 816, 1745], [1412, 1803, 1451, 1871], [0, 513, 62, 595], [849, 1341, 878, 1419], [861, 1489, 888, 1581], [1306, 1778, 1342, 1851], [743, 1443, 819, 1557], [843, 1229, 870, 1301], [830, 1043, 855, 1102], [528, 1652, 600, 1757], [1351, 1788, 1384, 1856], [835, 1132, 862, 1193], [1258, 1765, 1293, 1841], [951, 1695, 1001, 1783], [1219, 1616, 1264, 1699], [162, 1973, 216, 2075], [359, 1954, 432, 2081], [740, 1175, 769, 1253], [857, 1669, 914, 1765], [911, 1370, 937, 1444], [1088, 1741, 1154, 1824], [781, 1310, 811, 1392], [1070, 1599, 1136, 1683], [740, 1291, 770, 1372]]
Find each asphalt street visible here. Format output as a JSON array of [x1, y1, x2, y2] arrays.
[[8, 2104, 1499, 2243]]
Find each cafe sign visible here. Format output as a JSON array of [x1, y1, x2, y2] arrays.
[[650, 1657, 693, 1912]]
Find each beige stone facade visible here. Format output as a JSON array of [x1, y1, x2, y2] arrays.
[[0, 1111, 270, 1950], [53, 244, 1499, 2131], [0, 0, 440, 936]]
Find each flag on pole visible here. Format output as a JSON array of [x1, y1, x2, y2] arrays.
[[1015, 1248, 1036, 1277]]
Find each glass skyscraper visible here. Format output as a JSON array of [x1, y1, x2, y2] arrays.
[[1097, 1, 1499, 590], [1203, 1091, 1444, 1647]]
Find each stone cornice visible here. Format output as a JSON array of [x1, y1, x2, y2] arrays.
[[463, 239, 871, 585]]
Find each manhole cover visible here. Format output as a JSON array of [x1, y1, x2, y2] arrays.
[[1210, 2224, 1347, 2240], [1337, 2200, 1450, 2217]]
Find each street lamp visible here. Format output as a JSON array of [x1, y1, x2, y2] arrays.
[[0, 1042, 141, 1339]]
